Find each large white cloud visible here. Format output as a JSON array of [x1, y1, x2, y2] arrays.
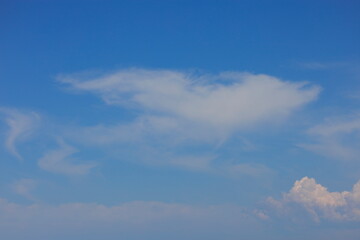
[[269, 177, 360, 221], [56, 69, 320, 173], [59, 69, 320, 136]]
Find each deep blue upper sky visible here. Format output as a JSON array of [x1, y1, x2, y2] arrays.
[[1, 0, 359, 111]]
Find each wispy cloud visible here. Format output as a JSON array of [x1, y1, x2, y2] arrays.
[[11, 178, 37, 201], [38, 139, 96, 175], [0, 108, 40, 160], [299, 114, 360, 160]]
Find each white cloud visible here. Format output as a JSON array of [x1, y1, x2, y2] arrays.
[[59, 69, 320, 137], [299, 115, 360, 160], [56, 69, 320, 172], [0, 108, 40, 160], [38, 139, 96, 175], [269, 177, 360, 222]]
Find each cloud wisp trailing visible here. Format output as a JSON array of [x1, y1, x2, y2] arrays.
[[38, 139, 96, 175], [11, 178, 37, 201], [299, 114, 360, 161], [0, 108, 40, 160]]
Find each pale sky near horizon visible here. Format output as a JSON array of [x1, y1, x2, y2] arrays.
[[1, 0, 360, 239]]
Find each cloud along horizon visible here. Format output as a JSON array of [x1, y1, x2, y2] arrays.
[[0, 176, 359, 240]]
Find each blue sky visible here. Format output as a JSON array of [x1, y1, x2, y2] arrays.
[[1, 0, 360, 239]]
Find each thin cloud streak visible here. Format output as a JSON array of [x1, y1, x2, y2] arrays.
[[11, 178, 37, 201], [38, 139, 96, 175], [299, 114, 360, 161], [0, 108, 40, 160]]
